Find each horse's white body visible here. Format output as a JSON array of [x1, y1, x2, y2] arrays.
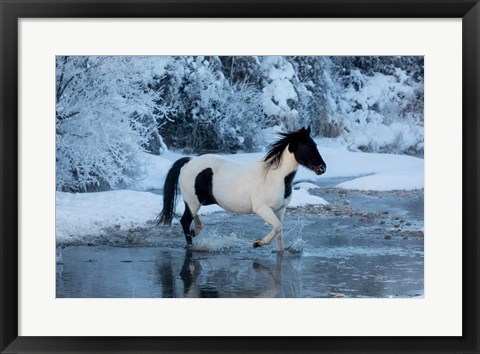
[[179, 148, 299, 251]]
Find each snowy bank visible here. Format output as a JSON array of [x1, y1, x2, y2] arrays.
[[56, 188, 327, 243], [135, 139, 423, 192], [289, 188, 328, 207], [316, 140, 424, 191], [56, 190, 159, 243]]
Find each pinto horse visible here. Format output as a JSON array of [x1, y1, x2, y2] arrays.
[[157, 127, 326, 252]]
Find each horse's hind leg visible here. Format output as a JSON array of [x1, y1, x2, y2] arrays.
[[180, 201, 201, 245], [180, 203, 194, 245]]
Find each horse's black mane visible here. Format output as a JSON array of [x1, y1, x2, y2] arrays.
[[263, 128, 309, 169]]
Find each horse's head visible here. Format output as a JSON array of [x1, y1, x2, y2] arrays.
[[288, 127, 327, 175], [264, 126, 327, 175]]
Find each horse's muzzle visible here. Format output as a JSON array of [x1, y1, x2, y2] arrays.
[[314, 165, 326, 175]]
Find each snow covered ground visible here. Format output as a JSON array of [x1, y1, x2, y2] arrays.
[[56, 139, 423, 243], [56, 187, 328, 243]]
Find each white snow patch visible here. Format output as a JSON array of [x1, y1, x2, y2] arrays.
[[288, 189, 328, 208], [56, 190, 161, 242], [336, 172, 423, 191], [134, 151, 185, 190], [295, 139, 424, 191]]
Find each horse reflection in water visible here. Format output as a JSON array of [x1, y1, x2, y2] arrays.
[[156, 250, 289, 298], [179, 250, 219, 298], [251, 253, 284, 298]]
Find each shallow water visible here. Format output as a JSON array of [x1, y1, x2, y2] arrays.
[[56, 188, 424, 298]]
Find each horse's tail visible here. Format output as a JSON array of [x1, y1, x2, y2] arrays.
[[157, 157, 192, 226]]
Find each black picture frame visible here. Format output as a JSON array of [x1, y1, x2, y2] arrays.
[[1, 1, 478, 353]]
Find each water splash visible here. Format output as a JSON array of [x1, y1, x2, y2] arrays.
[[285, 218, 306, 254], [192, 229, 250, 252], [287, 238, 306, 254]]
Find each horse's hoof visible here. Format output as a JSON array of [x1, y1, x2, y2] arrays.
[[253, 239, 262, 248]]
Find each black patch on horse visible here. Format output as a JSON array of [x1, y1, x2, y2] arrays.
[[195, 168, 217, 205], [284, 171, 297, 199]]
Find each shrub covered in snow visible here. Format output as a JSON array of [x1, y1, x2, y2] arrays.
[[56, 56, 173, 192], [157, 56, 271, 153], [329, 57, 424, 154]]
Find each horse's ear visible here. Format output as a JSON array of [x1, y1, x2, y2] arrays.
[[306, 126, 311, 134]]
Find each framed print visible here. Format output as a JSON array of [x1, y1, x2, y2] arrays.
[[1, 1, 479, 353]]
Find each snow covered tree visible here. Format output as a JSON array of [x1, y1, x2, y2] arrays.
[[219, 56, 263, 88], [328, 56, 424, 153], [56, 56, 173, 192], [290, 56, 341, 138], [159, 56, 270, 152], [259, 56, 300, 131]]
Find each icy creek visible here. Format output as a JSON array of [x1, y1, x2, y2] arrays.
[[56, 182, 423, 298]]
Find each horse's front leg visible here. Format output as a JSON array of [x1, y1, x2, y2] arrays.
[[253, 206, 282, 250]]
